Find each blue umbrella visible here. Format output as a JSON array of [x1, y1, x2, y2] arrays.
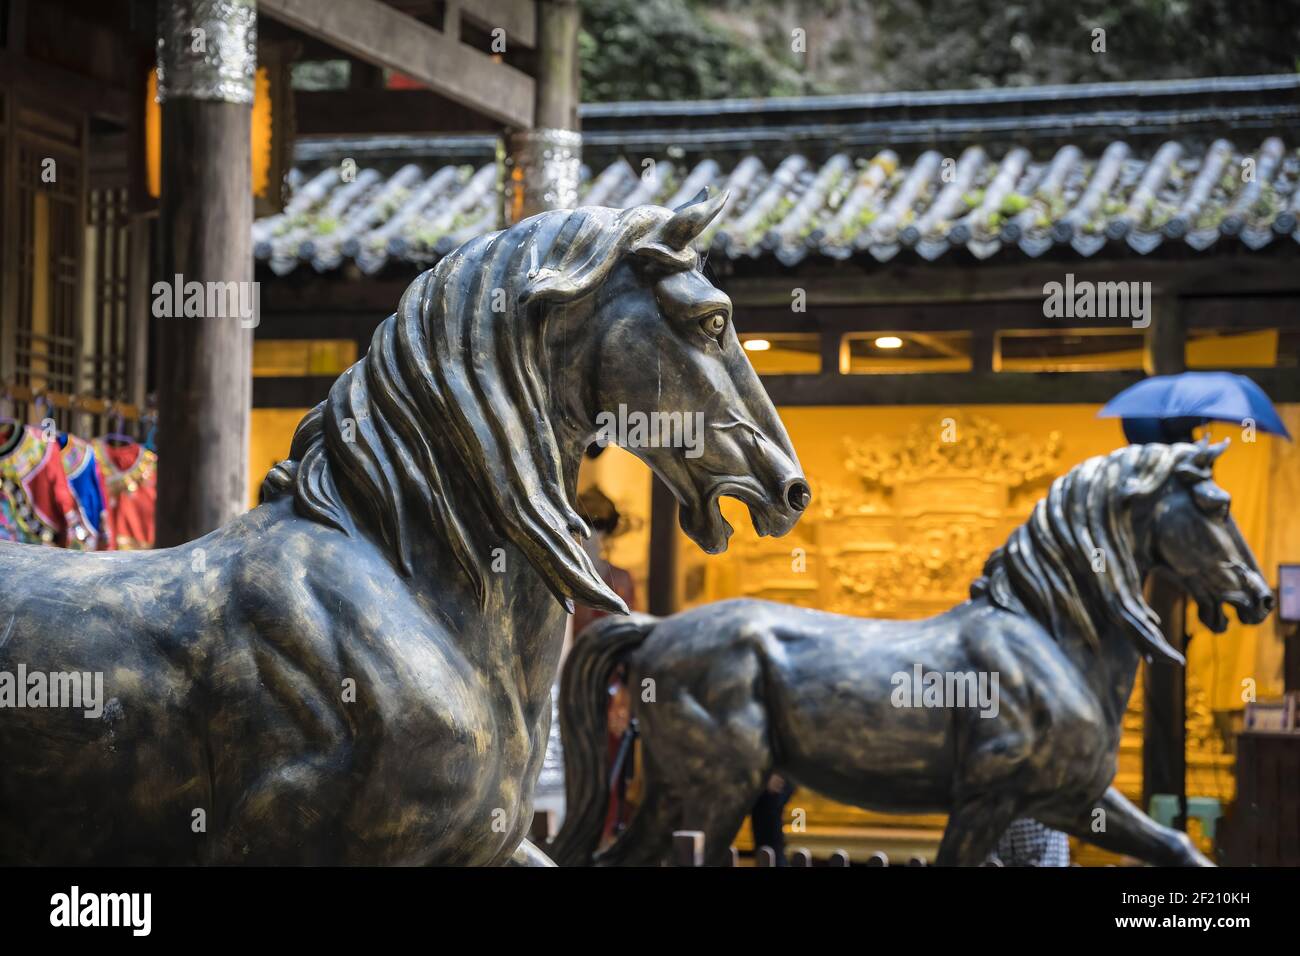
[[1100, 372, 1291, 443]]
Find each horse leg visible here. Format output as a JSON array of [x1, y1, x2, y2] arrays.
[[599, 755, 767, 867], [595, 780, 675, 866], [935, 792, 1019, 866], [1039, 786, 1213, 866], [685, 766, 769, 866]]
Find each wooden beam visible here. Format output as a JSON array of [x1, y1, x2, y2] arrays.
[[259, 0, 535, 127], [257, 276, 414, 313], [257, 272, 1300, 331], [256, 311, 385, 339], [761, 370, 1144, 406], [295, 89, 502, 135], [758, 367, 1300, 406], [253, 375, 337, 408], [734, 296, 1300, 334], [4, 383, 143, 420], [0, 52, 131, 122], [1184, 295, 1300, 329], [461, 0, 537, 49], [724, 257, 1300, 308]]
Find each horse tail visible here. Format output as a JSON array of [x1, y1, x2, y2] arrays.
[[549, 612, 658, 866]]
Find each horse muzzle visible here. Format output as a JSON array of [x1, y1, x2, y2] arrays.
[[1233, 574, 1275, 625], [1198, 565, 1275, 630]]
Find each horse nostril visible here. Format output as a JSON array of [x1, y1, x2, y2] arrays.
[[1260, 592, 1276, 614], [784, 479, 811, 513]]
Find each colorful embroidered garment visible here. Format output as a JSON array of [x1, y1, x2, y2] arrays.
[[58, 433, 112, 550], [93, 437, 157, 550], [0, 423, 89, 547]]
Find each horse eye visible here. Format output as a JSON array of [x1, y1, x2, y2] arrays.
[[1193, 483, 1230, 520], [700, 312, 728, 339]]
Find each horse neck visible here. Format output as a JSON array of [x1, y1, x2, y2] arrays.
[[392, 326, 595, 713], [1063, 623, 1143, 730], [1050, 529, 1157, 730], [388, 467, 572, 715]]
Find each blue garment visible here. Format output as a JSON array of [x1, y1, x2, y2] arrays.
[[57, 434, 108, 539]]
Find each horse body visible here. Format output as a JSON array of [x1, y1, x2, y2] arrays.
[[0, 495, 563, 864], [707, 600, 1127, 815], [553, 441, 1273, 867], [0, 193, 809, 865], [560, 598, 1126, 865]]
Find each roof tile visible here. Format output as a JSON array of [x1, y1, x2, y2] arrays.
[[256, 138, 1300, 274]]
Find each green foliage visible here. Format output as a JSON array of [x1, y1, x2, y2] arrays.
[[579, 0, 1300, 101], [1000, 194, 1030, 215], [580, 0, 809, 101]]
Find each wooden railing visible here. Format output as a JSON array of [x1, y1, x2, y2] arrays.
[[671, 830, 935, 868]]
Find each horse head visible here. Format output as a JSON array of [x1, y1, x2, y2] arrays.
[[274, 189, 809, 617], [975, 440, 1273, 666], [523, 188, 810, 558], [1148, 438, 1274, 633]]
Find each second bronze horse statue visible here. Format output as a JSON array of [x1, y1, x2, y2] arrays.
[[0, 191, 809, 865], [552, 440, 1273, 866]]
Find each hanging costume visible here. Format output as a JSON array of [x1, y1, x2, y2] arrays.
[[0, 423, 92, 547], [93, 437, 157, 550], [58, 433, 112, 550]]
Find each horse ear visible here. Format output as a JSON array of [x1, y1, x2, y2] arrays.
[[1196, 437, 1230, 468], [659, 188, 729, 250], [672, 187, 711, 213]]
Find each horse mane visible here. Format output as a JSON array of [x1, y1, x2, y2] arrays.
[[971, 442, 1215, 664], [261, 203, 688, 613]]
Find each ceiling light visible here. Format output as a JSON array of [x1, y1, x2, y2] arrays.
[[874, 335, 904, 350]]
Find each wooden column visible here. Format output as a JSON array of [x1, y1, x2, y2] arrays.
[[647, 477, 678, 616], [535, 0, 580, 131], [154, 0, 256, 546], [818, 326, 843, 376], [504, 0, 580, 223], [124, 214, 152, 412], [1142, 295, 1189, 827]]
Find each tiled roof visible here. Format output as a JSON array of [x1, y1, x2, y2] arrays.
[[255, 135, 1300, 275]]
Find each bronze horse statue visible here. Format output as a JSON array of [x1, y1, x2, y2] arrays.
[[0, 192, 809, 865], [552, 441, 1273, 867]]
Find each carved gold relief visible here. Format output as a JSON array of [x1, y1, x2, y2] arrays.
[[729, 410, 1063, 619]]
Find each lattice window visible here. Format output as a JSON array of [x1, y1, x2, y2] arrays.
[[84, 184, 132, 423], [4, 99, 85, 433]]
